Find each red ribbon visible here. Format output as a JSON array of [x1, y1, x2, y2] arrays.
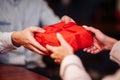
[[35, 22, 93, 51]]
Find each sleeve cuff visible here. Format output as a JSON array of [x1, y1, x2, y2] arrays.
[[0, 32, 17, 53]]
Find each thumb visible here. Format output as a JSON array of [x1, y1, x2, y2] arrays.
[[56, 33, 69, 46], [83, 26, 98, 34], [28, 27, 46, 33], [46, 44, 56, 52]]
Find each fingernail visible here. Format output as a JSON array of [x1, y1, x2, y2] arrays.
[[71, 19, 75, 23], [56, 33, 60, 36], [82, 25, 88, 29], [40, 29, 46, 33]]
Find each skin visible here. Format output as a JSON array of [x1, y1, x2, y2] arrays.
[[46, 23, 118, 63], [61, 15, 75, 23], [46, 33, 74, 63], [11, 27, 48, 55], [83, 27, 118, 54], [11, 15, 75, 55]]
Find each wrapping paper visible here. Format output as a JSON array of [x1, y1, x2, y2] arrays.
[[35, 22, 93, 51]]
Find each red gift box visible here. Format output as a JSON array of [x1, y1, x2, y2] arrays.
[[35, 22, 93, 51]]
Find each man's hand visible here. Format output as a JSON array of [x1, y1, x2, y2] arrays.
[[11, 27, 48, 55]]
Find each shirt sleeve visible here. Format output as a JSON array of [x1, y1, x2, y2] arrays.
[[40, 0, 60, 26], [110, 41, 120, 65], [60, 55, 91, 80], [0, 32, 17, 53]]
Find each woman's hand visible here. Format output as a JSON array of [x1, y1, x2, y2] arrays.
[[46, 33, 74, 63], [83, 26, 118, 54]]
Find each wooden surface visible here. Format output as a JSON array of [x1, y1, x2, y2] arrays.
[[0, 65, 50, 80]]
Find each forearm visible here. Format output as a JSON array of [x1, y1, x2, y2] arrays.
[[104, 35, 118, 50]]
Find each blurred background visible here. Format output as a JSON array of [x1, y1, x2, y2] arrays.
[[43, 0, 120, 80]]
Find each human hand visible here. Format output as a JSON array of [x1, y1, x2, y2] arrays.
[[46, 33, 74, 63], [11, 27, 48, 55], [83, 26, 118, 54], [61, 15, 75, 23]]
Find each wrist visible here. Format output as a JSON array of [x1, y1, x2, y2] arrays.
[[105, 36, 118, 50], [11, 32, 21, 47]]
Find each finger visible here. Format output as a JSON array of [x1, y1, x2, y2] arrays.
[[83, 46, 94, 53], [46, 44, 57, 52], [85, 47, 98, 53], [84, 46, 101, 54], [94, 49, 101, 54], [93, 43, 102, 51], [84, 27, 100, 33], [93, 38, 103, 51], [83, 47, 91, 52], [88, 46, 97, 51], [89, 47, 101, 54], [54, 59, 61, 64], [82, 25, 88, 29], [61, 15, 75, 23], [90, 49, 100, 54], [50, 54, 54, 59], [30, 38, 48, 53], [28, 27, 46, 33], [24, 44, 47, 55], [83, 48, 87, 52], [50, 53, 58, 59], [56, 33, 70, 46], [26, 34, 48, 53]]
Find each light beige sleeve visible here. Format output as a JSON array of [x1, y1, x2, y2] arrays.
[[60, 55, 91, 80], [110, 41, 120, 65], [0, 32, 16, 53]]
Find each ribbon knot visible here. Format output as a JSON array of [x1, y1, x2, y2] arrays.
[[45, 22, 76, 33]]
